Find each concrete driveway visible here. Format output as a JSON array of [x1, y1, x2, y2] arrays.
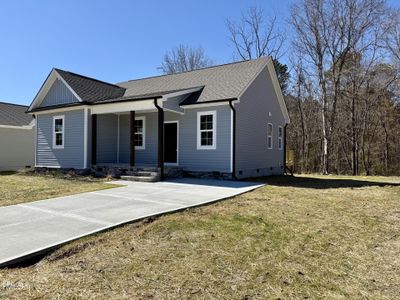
[[0, 178, 263, 268]]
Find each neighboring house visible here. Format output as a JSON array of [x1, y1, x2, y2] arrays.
[[27, 57, 290, 179], [0, 102, 35, 171]]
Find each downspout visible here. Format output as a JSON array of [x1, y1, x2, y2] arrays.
[[283, 124, 288, 174], [33, 114, 37, 169], [154, 97, 164, 180], [229, 100, 237, 180]]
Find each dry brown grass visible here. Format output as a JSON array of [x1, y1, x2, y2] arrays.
[[0, 174, 399, 299], [0, 171, 115, 207]]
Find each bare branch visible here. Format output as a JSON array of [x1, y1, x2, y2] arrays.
[[226, 6, 286, 60], [161, 45, 213, 74]]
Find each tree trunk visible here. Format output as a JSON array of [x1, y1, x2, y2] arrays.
[[382, 119, 389, 174], [319, 64, 329, 175], [297, 84, 307, 173], [351, 82, 358, 175]]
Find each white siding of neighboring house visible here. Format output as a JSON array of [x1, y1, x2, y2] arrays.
[[0, 127, 35, 171]]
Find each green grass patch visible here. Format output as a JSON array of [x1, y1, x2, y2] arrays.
[[0, 174, 399, 299], [0, 171, 116, 206]]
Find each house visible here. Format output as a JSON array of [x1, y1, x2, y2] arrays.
[[0, 102, 35, 171], [26, 57, 290, 179]]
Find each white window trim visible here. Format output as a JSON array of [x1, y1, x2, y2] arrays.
[[197, 111, 217, 150], [278, 126, 283, 151], [134, 116, 146, 150], [53, 115, 65, 149], [267, 123, 273, 150]]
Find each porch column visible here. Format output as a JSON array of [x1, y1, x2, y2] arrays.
[[155, 99, 164, 179], [91, 114, 97, 165], [130, 111, 135, 167]]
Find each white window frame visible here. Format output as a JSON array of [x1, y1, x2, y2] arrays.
[[134, 116, 146, 150], [267, 123, 273, 150], [53, 115, 65, 149], [197, 111, 217, 150], [278, 126, 283, 150]]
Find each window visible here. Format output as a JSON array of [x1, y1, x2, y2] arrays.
[[278, 126, 283, 150], [134, 116, 145, 150], [197, 111, 216, 150], [53, 115, 64, 149], [267, 123, 273, 149]]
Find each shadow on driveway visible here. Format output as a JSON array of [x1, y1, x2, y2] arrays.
[[164, 177, 262, 189], [251, 175, 400, 189]]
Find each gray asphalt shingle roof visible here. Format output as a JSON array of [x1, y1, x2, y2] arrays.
[[117, 57, 268, 103], [93, 87, 204, 104], [55, 69, 126, 103], [30, 57, 268, 112], [0, 102, 33, 126]]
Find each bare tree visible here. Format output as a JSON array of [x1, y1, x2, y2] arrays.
[[384, 9, 400, 63], [226, 6, 285, 60], [226, 6, 290, 93], [161, 45, 212, 74], [290, 0, 387, 174], [289, 54, 313, 172]]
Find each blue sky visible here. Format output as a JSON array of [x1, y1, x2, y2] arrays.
[[0, 0, 398, 105]]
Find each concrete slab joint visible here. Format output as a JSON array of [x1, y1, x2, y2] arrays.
[[0, 178, 263, 268]]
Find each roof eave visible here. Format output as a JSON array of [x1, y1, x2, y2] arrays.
[[180, 98, 238, 107]]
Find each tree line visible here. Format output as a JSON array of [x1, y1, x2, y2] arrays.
[[161, 0, 400, 176]]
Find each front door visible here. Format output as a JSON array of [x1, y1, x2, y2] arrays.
[[164, 122, 178, 164]]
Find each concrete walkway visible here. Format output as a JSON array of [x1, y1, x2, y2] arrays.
[[0, 178, 263, 267]]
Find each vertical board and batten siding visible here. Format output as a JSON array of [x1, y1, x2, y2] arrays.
[[119, 113, 158, 165], [40, 78, 79, 108], [95, 113, 159, 166], [36, 109, 85, 169], [96, 114, 118, 163], [235, 67, 285, 178], [0, 127, 35, 171], [165, 106, 232, 173]]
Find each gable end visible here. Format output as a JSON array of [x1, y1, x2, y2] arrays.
[[40, 78, 80, 108]]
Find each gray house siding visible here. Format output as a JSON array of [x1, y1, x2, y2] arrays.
[[165, 106, 232, 173], [40, 79, 79, 108], [93, 106, 232, 173], [36, 109, 85, 169], [0, 127, 35, 171], [96, 114, 118, 163], [235, 67, 285, 178], [119, 113, 158, 165]]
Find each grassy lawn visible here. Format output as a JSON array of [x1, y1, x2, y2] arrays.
[[0, 171, 115, 207], [1, 174, 400, 299]]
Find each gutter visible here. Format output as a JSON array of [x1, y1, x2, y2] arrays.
[[283, 124, 289, 174], [154, 98, 164, 180], [27, 95, 165, 114], [180, 97, 237, 107], [229, 99, 237, 180]]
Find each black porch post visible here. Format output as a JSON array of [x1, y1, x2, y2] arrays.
[[154, 98, 164, 179], [91, 114, 97, 165], [130, 111, 135, 167]]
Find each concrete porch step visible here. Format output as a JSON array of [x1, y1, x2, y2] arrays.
[[120, 175, 160, 182], [127, 171, 159, 177], [129, 167, 158, 172]]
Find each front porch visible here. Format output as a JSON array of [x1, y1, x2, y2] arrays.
[[90, 106, 178, 180], [91, 163, 184, 181]]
